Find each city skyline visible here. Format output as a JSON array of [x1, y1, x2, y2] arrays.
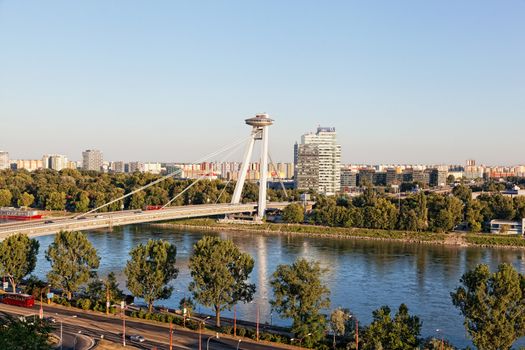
[[1, 1, 524, 164]]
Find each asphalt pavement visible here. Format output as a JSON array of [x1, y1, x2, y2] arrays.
[[0, 302, 295, 350]]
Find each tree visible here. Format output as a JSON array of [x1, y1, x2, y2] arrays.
[[466, 200, 484, 232], [75, 191, 90, 212], [330, 308, 350, 349], [86, 272, 125, 312], [17, 192, 34, 208], [0, 313, 53, 350], [451, 263, 525, 350], [45, 191, 66, 211], [452, 184, 472, 206], [46, 231, 100, 299], [189, 236, 255, 327], [282, 203, 304, 223], [362, 304, 422, 350], [0, 188, 12, 206], [125, 239, 178, 312], [0, 233, 39, 292], [270, 258, 330, 347]]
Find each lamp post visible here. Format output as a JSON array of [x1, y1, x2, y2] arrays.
[[206, 333, 219, 350], [197, 316, 210, 350], [233, 304, 237, 337], [291, 333, 312, 349], [236, 339, 242, 350], [112, 301, 127, 346]]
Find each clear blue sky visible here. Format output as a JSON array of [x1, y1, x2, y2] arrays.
[[1, 1, 524, 165]]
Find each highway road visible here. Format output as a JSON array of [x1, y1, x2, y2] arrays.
[[0, 202, 290, 240], [0, 302, 295, 350]]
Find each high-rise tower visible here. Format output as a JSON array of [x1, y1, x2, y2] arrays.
[[231, 114, 273, 219]]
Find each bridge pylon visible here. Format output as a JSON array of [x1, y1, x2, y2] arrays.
[[231, 114, 273, 219]]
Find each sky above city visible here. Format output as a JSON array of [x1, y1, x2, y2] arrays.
[[1, 1, 524, 165]]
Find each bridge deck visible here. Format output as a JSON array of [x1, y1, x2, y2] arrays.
[[0, 202, 290, 240]]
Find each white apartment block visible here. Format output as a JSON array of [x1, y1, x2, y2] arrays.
[[42, 154, 68, 171], [0, 151, 9, 170], [294, 127, 341, 195], [82, 149, 103, 171]]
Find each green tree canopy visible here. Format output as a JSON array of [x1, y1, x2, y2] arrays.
[[17, 192, 34, 208], [0, 233, 39, 292], [0, 188, 13, 206], [0, 313, 53, 350], [330, 308, 351, 349], [125, 239, 178, 312], [189, 236, 255, 327], [451, 263, 525, 350], [45, 191, 66, 211], [362, 304, 422, 350], [282, 203, 304, 223], [46, 231, 100, 299], [270, 258, 330, 347], [86, 272, 125, 313]]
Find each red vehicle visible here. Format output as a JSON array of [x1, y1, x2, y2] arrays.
[[1, 293, 35, 308], [145, 205, 163, 211]]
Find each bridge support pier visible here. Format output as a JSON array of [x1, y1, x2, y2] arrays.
[[231, 114, 274, 220]]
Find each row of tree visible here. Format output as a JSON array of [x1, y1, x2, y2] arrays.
[[3, 231, 525, 349], [283, 185, 525, 233], [0, 168, 298, 212]]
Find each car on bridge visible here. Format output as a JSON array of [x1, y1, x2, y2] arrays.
[[129, 335, 145, 342]]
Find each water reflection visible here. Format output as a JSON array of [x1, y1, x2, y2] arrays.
[[32, 225, 525, 348]]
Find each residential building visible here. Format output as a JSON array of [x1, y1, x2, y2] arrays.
[[110, 161, 125, 173], [429, 168, 448, 187], [294, 127, 341, 195], [0, 151, 9, 170], [42, 154, 68, 171], [341, 168, 357, 189], [144, 162, 162, 174], [13, 159, 43, 171], [82, 150, 103, 171]]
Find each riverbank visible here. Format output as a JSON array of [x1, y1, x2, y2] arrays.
[[150, 219, 525, 249]]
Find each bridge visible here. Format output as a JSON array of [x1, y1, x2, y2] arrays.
[[0, 114, 297, 240], [0, 202, 290, 240]]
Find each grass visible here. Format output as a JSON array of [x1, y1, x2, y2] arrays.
[[166, 219, 525, 248], [464, 233, 525, 247], [166, 219, 448, 243]]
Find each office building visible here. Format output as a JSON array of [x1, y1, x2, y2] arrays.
[[294, 126, 341, 195], [82, 150, 103, 171]]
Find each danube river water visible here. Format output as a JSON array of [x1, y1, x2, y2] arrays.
[[31, 225, 525, 348]]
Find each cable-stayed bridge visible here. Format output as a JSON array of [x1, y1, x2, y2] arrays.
[[0, 114, 298, 240], [0, 202, 290, 240]]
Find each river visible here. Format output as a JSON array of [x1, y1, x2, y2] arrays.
[[30, 224, 525, 348]]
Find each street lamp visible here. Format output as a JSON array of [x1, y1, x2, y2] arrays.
[[236, 339, 242, 350], [55, 313, 79, 350], [291, 333, 312, 349], [112, 301, 127, 346], [206, 333, 219, 350], [197, 316, 210, 350]]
